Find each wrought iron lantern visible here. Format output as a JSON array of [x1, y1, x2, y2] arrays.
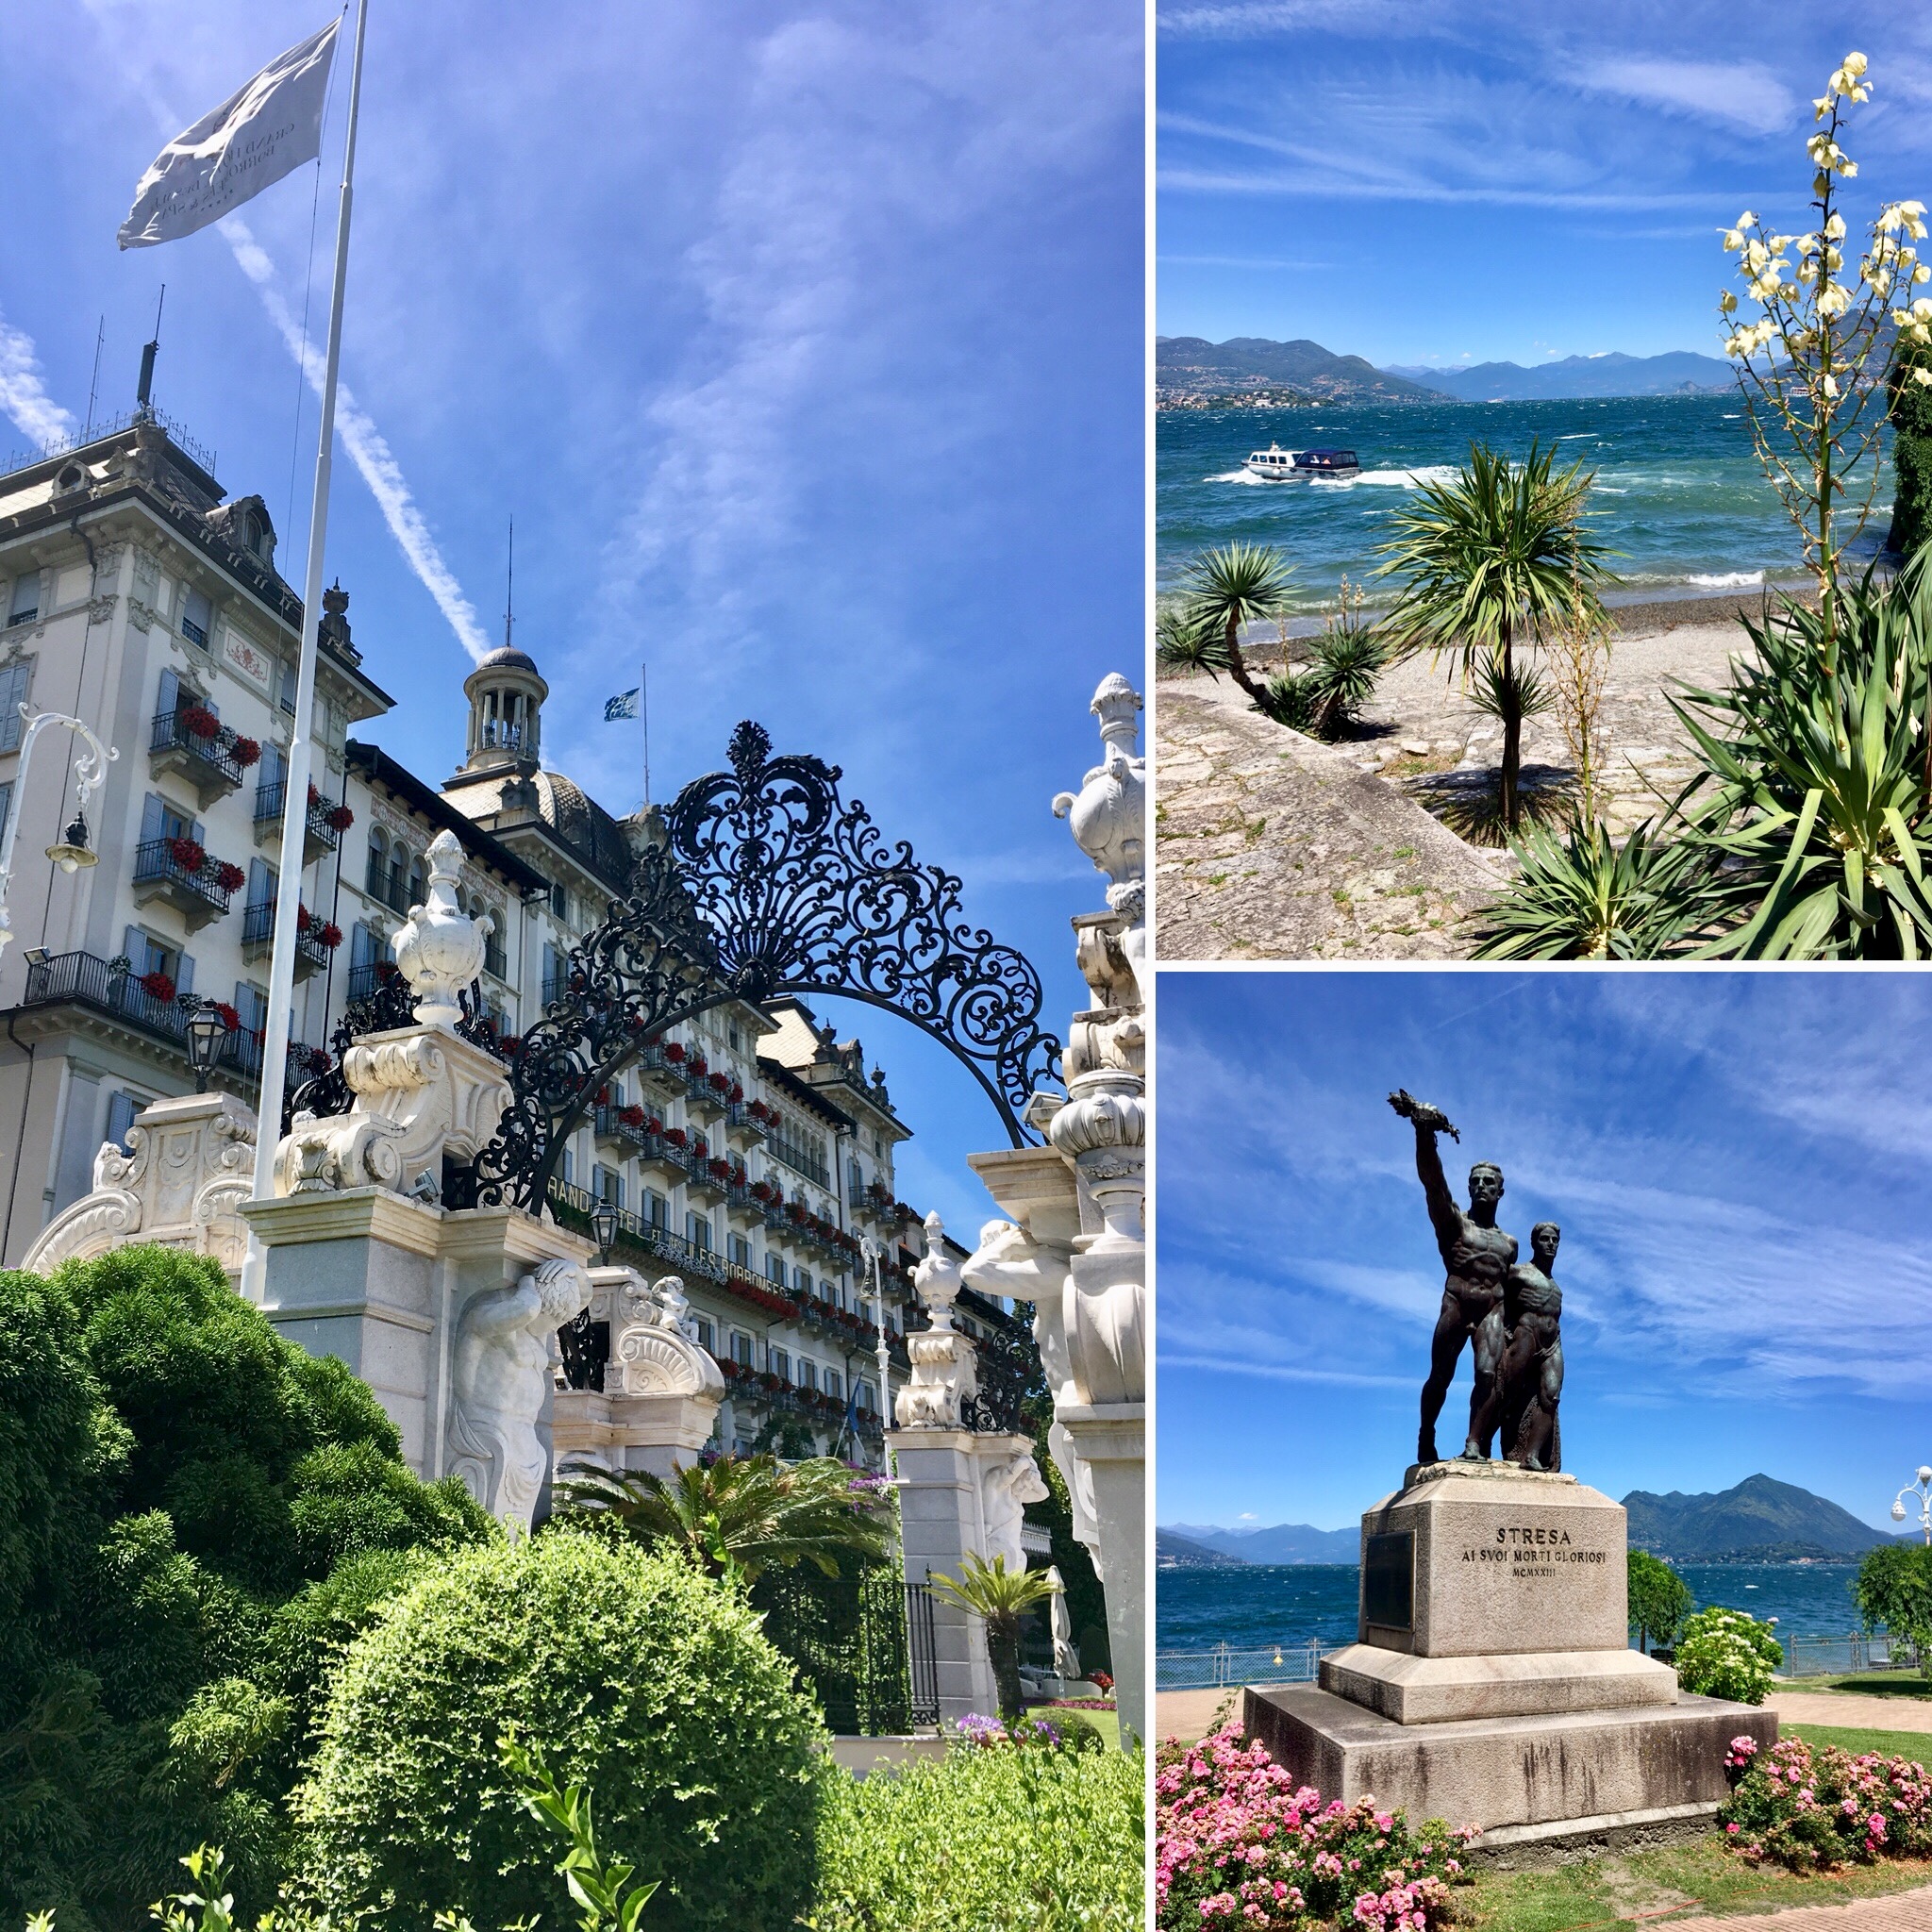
[[590, 1196, 619, 1265], [45, 807, 99, 874], [185, 999, 228, 1092]]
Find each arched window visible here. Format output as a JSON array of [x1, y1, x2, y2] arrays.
[[365, 827, 388, 897]]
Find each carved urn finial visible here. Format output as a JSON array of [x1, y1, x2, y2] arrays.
[[392, 828, 491, 1028], [912, 1208, 963, 1331], [1053, 673, 1145, 918]]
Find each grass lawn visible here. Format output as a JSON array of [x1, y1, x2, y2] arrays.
[[1462, 1843, 1932, 1930], [1807, 1671, 1932, 1699], [1043, 1704, 1122, 1750], [1459, 1728, 1932, 1928]]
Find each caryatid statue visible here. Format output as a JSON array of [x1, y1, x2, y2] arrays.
[[1389, 1090, 1515, 1466], [1482, 1222, 1564, 1473]]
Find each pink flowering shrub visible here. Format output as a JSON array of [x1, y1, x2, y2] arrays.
[[1720, 1733, 1932, 1871], [1156, 1724, 1473, 1930]]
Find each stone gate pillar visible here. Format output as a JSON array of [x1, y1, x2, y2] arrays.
[[887, 1212, 1047, 1724]]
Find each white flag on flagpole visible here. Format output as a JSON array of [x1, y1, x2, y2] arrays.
[[118, 19, 341, 250]]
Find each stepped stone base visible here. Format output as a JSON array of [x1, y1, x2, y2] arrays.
[[1319, 1641, 1678, 1724], [1243, 1683, 1777, 1836]]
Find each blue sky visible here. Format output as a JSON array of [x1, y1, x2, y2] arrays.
[[1158, 1, 1932, 366], [0, 3, 1142, 1227], [1157, 971, 1932, 1534]]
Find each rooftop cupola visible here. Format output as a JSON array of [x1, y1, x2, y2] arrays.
[[462, 644, 547, 774]]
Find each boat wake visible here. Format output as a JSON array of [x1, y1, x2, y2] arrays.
[[1342, 464, 1458, 489], [1208, 469, 1270, 485]]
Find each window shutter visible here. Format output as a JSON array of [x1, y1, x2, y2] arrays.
[[248, 858, 274, 908], [106, 1091, 140, 1153], [158, 667, 180, 716], [0, 662, 29, 752], [177, 954, 195, 996]]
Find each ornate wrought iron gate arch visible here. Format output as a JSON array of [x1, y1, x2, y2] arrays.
[[417, 720, 1064, 1211]]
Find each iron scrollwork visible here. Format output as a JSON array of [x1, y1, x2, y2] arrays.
[[291, 722, 1063, 1215]]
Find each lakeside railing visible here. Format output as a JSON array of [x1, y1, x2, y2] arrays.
[[1156, 1642, 1346, 1691], [1779, 1632, 1921, 1678]]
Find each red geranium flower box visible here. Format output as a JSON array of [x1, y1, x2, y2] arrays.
[[229, 737, 261, 767], [168, 836, 207, 873], [140, 971, 176, 1002], [179, 705, 220, 739]]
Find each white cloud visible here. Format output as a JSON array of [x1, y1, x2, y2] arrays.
[[1579, 58, 1796, 138], [0, 312, 77, 449]]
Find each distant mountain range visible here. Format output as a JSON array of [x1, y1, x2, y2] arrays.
[[1383, 350, 1733, 401], [1155, 335, 1735, 406], [1158, 1521, 1360, 1565], [1156, 336, 1443, 405], [1164, 1474, 1901, 1568], [1623, 1474, 1905, 1563]]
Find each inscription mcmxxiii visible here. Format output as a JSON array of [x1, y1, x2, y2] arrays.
[[1464, 1524, 1609, 1576]]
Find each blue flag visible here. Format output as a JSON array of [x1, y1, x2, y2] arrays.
[[604, 689, 640, 721]]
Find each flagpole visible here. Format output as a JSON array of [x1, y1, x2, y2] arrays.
[[641, 661, 650, 811], [244, 0, 369, 1295]]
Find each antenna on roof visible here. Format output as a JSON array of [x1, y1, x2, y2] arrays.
[[84, 316, 105, 440], [136, 284, 165, 410], [503, 517, 514, 652]]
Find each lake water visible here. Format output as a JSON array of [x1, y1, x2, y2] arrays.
[[1156, 392, 1891, 613], [1157, 1561, 1869, 1655]]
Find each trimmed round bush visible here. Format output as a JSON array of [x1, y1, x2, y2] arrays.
[[1675, 1605, 1785, 1705], [295, 1530, 824, 1932]]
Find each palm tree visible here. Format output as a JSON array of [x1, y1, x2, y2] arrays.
[[1175, 541, 1297, 709], [1378, 441, 1608, 830], [555, 1454, 890, 1586], [927, 1553, 1058, 1722]]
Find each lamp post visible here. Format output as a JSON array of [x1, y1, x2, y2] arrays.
[[860, 1231, 894, 1477], [184, 999, 229, 1094], [1890, 1468, 1932, 1545], [0, 708, 118, 961], [590, 1196, 619, 1267]]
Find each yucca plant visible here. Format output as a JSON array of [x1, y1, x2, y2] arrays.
[[1174, 541, 1297, 709], [1667, 552, 1932, 958], [1473, 814, 1704, 959], [1255, 668, 1322, 731], [927, 1553, 1058, 1722], [554, 1453, 890, 1586], [1155, 602, 1226, 676], [1379, 441, 1608, 829]]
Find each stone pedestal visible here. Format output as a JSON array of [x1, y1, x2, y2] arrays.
[[551, 1268, 724, 1477], [1248, 1460, 1774, 1845]]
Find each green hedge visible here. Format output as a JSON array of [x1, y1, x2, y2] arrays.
[[804, 1743, 1145, 1931], [1888, 356, 1932, 558], [0, 1246, 490, 1931], [294, 1530, 825, 1932]]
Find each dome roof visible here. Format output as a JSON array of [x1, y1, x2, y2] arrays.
[[531, 769, 634, 884], [476, 645, 540, 674]]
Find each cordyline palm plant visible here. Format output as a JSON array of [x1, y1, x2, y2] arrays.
[[1378, 441, 1608, 831], [1472, 815, 1705, 960], [555, 1454, 890, 1587], [1667, 555, 1932, 958], [1174, 541, 1297, 708], [927, 1553, 1058, 1723]]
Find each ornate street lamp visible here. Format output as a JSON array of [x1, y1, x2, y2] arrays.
[[0, 708, 118, 959], [860, 1231, 895, 1477], [1891, 1468, 1932, 1545], [184, 999, 229, 1093], [590, 1196, 619, 1266]]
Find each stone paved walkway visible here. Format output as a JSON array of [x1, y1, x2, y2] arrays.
[[1657, 1883, 1932, 1929], [1155, 684, 1504, 959]]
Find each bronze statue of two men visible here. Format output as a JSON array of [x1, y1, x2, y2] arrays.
[[1389, 1091, 1564, 1472]]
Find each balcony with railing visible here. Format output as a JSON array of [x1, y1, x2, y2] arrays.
[[767, 1130, 831, 1189], [241, 901, 333, 979], [130, 838, 240, 931], [148, 705, 252, 806], [254, 780, 345, 865], [363, 858, 414, 918], [17, 951, 316, 1082]]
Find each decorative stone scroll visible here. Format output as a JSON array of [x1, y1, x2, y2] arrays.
[[23, 1091, 258, 1281]]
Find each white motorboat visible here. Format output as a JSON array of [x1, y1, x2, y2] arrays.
[[1244, 443, 1297, 480]]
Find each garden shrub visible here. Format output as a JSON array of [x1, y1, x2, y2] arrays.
[[807, 1739, 1143, 1931], [294, 1530, 824, 1932], [1156, 1724, 1472, 1931], [1674, 1606, 1785, 1705], [1720, 1733, 1932, 1869], [0, 1248, 491, 1932], [955, 1710, 1105, 1755]]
